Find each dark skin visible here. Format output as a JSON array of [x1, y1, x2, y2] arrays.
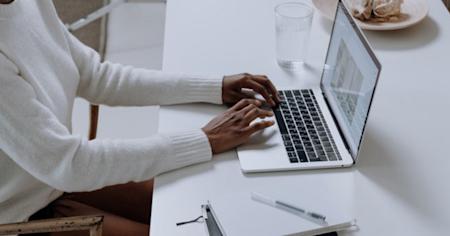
[[0, 0, 14, 4], [1, 2, 282, 235], [203, 98, 274, 154], [206, 73, 281, 154]]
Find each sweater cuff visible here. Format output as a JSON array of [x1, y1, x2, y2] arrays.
[[162, 130, 213, 172], [183, 76, 223, 104]]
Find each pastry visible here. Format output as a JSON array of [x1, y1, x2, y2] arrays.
[[348, 0, 404, 22], [350, 0, 373, 20], [373, 0, 403, 18]]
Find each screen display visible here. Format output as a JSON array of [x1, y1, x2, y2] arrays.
[[321, 3, 380, 158]]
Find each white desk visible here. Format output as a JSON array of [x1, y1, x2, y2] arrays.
[[151, 0, 450, 235]]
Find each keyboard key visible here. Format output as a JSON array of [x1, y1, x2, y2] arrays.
[[287, 152, 298, 163], [308, 154, 321, 162], [318, 152, 328, 161], [294, 144, 304, 151], [297, 150, 308, 162], [283, 139, 292, 147], [283, 135, 292, 143], [276, 89, 341, 165], [296, 122, 304, 128], [328, 153, 337, 161], [274, 108, 288, 134]]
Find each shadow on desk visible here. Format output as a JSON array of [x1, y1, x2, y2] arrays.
[[155, 150, 234, 187], [319, 15, 439, 51], [364, 17, 439, 51], [355, 128, 440, 219]]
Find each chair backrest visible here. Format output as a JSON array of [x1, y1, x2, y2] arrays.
[[53, 0, 109, 140], [53, 0, 108, 55]]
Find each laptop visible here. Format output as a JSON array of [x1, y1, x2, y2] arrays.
[[237, 1, 381, 173]]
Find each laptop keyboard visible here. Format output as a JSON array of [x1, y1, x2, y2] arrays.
[[273, 90, 341, 163]]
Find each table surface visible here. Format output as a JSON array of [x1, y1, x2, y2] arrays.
[[150, 0, 450, 235]]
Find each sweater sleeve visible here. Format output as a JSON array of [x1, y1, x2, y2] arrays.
[[63, 26, 223, 106], [0, 54, 212, 192]]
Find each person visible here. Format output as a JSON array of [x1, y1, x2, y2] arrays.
[[0, 0, 280, 235]]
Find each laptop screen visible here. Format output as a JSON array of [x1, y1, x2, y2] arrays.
[[321, 2, 381, 159]]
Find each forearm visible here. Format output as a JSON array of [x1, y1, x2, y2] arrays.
[[0, 55, 213, 192], [65, 27, 223, 106], [77, 61, 223, 106]]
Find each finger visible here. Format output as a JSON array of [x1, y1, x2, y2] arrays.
[[227, 90, 256, 103], [240, 103, 258, 115], [243, 108, 274, 123], [238, 90, 268, 105], [239, 103, 269, 119], [252, 75, 281, 103], [231, 98, 262, 111], [243, 120, 275, 135], [242, 79, 276, 106]]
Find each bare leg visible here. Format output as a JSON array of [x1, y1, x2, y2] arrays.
[[60, 180, 154, 224], [51, 199, 149, 236], [48, 179, 154, 236]]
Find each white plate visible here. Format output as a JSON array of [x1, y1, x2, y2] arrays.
[[312, 0, 429, 30]]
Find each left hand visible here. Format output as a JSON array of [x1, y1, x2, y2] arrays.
[[222, 73, 281, 107]]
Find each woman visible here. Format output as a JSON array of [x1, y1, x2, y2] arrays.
[[0, 0, 280, 235]]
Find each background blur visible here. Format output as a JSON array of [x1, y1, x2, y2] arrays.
[[69, 1, 166, 139]]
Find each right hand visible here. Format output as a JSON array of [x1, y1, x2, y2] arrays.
[[202, 99, 275, 154]]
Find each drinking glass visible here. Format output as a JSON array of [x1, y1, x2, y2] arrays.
[[275, 2, 314, 69]]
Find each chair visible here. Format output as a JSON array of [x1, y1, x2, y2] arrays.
[[0, 216, 103, 236], [0, 0, 108, 234], [53, 0, 110, 140]]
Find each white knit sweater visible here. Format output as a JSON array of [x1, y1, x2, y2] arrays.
[[0, 0, 223, 224]]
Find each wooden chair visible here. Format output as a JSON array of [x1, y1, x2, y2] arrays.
[[0, 1, 108, 235], [0, 216, 103, 236], [53, 0, 110, 140]]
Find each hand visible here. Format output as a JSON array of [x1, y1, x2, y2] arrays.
[[202, 99, 275, 154], [222, 73, 281, 107]]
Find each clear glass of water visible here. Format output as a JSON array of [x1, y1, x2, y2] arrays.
[[275, 2, 314, 69]]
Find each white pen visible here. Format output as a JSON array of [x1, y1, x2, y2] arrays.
[[251, 192, 327, 223]]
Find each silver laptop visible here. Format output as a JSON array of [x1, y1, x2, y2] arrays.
[[237, 1, 381, 173]]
